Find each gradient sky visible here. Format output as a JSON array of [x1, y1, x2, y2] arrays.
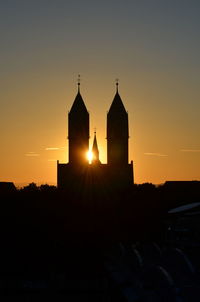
[[0, 0, 200, 185]]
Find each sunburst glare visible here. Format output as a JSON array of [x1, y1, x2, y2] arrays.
[[86, 150, 93, 164]]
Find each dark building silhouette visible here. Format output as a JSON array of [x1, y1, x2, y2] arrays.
[[57, 81, 133, 191], [107, 83, 128, 165], [68, 84, 89, 165], [0, 182, 16, 193]]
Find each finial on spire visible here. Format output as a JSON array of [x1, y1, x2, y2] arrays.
[[77, 74, 81, 93], [115, 78, 119, 93], [94, 127, 96, 135]]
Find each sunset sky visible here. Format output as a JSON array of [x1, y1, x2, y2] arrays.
[[0, 0, 200, 186]]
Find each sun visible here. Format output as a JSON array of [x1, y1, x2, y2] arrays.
[[86, 150, 93, 164]]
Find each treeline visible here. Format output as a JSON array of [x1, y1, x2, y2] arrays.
[[0, 181, 199, 275], [1, 180, 199, 243]]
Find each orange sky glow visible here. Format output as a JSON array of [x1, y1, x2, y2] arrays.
[[0, 1, 200, 186]]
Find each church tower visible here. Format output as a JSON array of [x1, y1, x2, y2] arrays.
[[68, 80, 89, 165], [57, 79, 133, 190], [107, 82, 129, 165]]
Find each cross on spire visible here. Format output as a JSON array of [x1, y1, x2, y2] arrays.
[[77, 74, 81, 92], [115, 78, 119, 92]]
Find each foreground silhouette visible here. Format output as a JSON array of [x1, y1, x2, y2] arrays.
[[0, 181, 200, 300]]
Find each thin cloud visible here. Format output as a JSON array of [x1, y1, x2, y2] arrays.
[[180, 149, 200, 152], [25, 152, 40, 157], [144, 152, 168, 157], [45, 147, 60, 151]]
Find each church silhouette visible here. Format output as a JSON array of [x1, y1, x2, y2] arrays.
[[57, 80, 134, 191]]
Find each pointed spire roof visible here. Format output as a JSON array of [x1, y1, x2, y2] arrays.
[[92, 131, 100, 163], [108, 81, 127, 115], [92, 132, 98, 153], [70, 91, 88, 114], [69, 77, 88, 114]]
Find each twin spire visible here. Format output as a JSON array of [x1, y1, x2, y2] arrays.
[[70, 76, 124, 164]]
